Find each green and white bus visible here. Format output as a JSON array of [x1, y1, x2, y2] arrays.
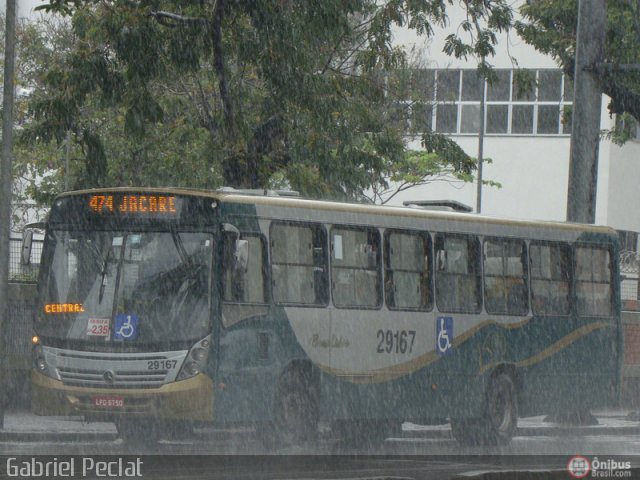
[[30, 187, 623, 446]]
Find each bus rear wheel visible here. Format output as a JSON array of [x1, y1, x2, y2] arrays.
[[451, 372, 518, 446]]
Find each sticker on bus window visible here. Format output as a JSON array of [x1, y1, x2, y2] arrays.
[[334, 235, 343, 260], [87, 318, 110, 337], [114, 314, 139, 341], [436, 316, 453, 355]]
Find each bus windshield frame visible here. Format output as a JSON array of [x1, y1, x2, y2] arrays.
[[36, 192, 218, 347]]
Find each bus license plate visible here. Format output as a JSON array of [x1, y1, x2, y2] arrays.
[[93, 396, 124, 408]]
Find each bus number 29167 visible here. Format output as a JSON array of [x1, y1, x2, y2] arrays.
[[376, 330, 416, 354]]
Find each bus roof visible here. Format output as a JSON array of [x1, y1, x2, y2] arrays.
[[54, 186, 617, 236]]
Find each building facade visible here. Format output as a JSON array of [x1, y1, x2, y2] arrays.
[[388, 9, 640, 238]]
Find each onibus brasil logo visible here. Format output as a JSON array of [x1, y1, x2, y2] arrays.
[[568, 456, 632, 478], [567, 456, 591, 478]]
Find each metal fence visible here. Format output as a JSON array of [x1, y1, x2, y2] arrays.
[[5, 238, 42, 378], [621, 250, 640, 311], [8, 236, 42, 282]]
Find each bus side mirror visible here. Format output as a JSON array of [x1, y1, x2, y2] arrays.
[[221, 224, 249, 272], [234, 240, 249, 273], [21, 230, 33, 266]]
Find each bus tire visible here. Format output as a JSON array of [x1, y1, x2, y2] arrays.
[[451, 372, 518, 446], [270, 370, 318, 448], [484, 372, 518, 445]]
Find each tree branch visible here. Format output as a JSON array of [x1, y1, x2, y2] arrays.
[[150, 10, 209, 28], [210, 0, 236, 140]]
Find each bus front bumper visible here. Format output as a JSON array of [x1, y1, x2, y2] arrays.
[[31, 370, 213, 421]]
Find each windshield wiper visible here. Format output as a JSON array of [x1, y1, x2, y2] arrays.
[[98, 245, 113, 304], [171, 228, 193, 270]]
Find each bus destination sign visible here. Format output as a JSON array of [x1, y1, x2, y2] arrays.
[[89, 194, 179, 216]]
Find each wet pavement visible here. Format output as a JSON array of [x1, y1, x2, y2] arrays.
[[1, 408, 638, 442]]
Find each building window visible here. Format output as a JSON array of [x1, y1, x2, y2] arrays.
[[436, 69, 460, 101], [487, 69, 511, 101], [461, 70, 483, 101], [435, 104, 457, 133], [460, 104, 481, 133], [512, 105, 534, 134], [538, 70, 562, 101], [411, 102, 433, 133], [537, 105, 560, 134], [411, 69, 436, 102], [394, 68, 572, 136], [486, 105, 509, 134]]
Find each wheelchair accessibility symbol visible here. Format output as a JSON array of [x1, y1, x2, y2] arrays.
[[114, 314, 138, 341], [436, 316, 453, 355]]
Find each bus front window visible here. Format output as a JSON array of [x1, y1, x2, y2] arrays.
[[39, 230, 212, 343]]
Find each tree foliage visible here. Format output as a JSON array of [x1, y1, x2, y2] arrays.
[[0, 15, 77, 231], [23, 0, 515, 203], [516, 0, 640, 123]]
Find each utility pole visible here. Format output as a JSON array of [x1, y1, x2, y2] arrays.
[[476, 69, 486, 214], [0, 0, 17, 429], [566, 0, 606, 224]]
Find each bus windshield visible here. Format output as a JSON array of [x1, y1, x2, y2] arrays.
[[38, 229, 213, 343]]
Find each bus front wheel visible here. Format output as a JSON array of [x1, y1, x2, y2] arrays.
[[451, 372, 518, 446], [262, 370, 318, 449]]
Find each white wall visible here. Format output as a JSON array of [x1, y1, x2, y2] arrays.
[[602, 134, 640, 232], [389, 135, 571, 221]]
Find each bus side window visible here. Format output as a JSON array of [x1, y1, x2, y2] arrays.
[[331, 227, 381, 308], [575, 246, 612, 317], [434, 233, 482, 313], [270, 222, 328, 306], [483, 238, 529, 316], [384, 229, 432, 311], [530, 242, 571, 316]]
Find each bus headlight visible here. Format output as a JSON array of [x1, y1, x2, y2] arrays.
[[33, 345, 55, 378], [36, 356, 47, 372], [191, 348, 207, 362], [177, 336, 211, 381], [184, 362, 201, 376]]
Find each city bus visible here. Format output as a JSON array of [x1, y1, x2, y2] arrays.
[[30, 187, 623, 446]]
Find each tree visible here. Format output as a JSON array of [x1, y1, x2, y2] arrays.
[[26, 0, 514, 202], [0, 14, 77, 232], [516, 0, 640, 124]]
